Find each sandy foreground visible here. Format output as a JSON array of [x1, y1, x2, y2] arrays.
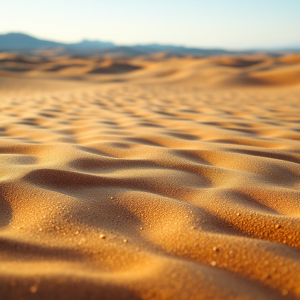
[[0, 53, 300, 299]]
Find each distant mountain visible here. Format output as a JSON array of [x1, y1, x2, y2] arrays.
[[68, 39, 115, 49], [0, 32, 237, 57], [133, 44, 231, 55], [0, 33, 64, 50], [1, 32, 298, 58], [0, 33, 115, 52], [82, 45, 234, 58]]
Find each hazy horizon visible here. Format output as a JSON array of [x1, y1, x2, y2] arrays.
[[2, 0, 300, 50], [1, 31, 299, 51]]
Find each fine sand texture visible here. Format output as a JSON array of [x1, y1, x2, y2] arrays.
[[0, 53, 300, 299]]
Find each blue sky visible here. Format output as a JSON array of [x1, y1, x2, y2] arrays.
[[2, 0, 300, 49]]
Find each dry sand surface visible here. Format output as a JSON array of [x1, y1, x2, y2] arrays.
[[0, 52, 300, 299]]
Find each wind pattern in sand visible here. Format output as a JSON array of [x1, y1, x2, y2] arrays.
[[0, 53, 300, 299]]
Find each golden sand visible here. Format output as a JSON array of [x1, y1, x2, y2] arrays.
[[0, 53, 299, 299]]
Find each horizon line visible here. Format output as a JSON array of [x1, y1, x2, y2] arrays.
[[1, 31, 299, 52]]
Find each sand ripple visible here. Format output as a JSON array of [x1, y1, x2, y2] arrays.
[[0, 76, 300, 299]]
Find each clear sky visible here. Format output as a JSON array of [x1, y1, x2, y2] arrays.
[[1, 0, 300, 49]]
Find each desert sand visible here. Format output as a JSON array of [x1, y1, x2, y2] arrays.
[[0, 52, 300, 299]]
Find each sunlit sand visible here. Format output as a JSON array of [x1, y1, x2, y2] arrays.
[[0, 52, 300, 299]]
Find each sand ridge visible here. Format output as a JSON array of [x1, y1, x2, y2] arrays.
[[0, 54, 300, 299], [1, 52, 300, 87]]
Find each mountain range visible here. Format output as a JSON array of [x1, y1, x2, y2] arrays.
[[0, 32, 299, 57], [0, 33, 114, 50]]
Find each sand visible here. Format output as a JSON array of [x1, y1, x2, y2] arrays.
[[0, 52, 300, 299]]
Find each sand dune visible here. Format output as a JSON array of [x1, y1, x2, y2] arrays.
[[0, 53, 300, 299], [1, 52, 300, 87]]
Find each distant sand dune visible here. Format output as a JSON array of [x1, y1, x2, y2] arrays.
[[0, 53, 300, 299], [0, 52, 300, 87]]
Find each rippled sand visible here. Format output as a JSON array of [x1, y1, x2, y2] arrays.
[[0, 53, 300, 299]]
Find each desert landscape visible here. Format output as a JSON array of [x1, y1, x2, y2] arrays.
[[0, 51, 300, 299]]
